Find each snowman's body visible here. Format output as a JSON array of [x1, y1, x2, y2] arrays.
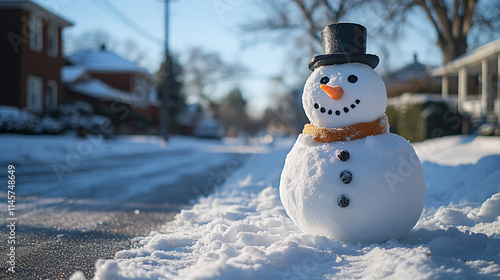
[[279, 48, 426, 243], [280, 132, 425, 243]]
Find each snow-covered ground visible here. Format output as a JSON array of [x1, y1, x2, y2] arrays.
[[63, 135, 500, 280], [0, 133, 267, 166], [0, 133, 273, 204]]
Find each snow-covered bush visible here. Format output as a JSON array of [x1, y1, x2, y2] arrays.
[[54, 101, 94, 130], [34, 116, 64, 134], [478, 123, 500, 136], [0, 105, 67, 135], [0, 106, 42, 134], [387, 93, 462, 142], [87, 114, 116, 138], [0, 102, 114, 136]]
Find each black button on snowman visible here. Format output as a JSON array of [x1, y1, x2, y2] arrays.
[[279, 23, 426, 243], [337, 150, 350, 161]]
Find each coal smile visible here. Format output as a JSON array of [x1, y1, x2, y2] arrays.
[[314, 99, 361, 116]]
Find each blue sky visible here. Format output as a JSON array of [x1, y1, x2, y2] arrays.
[[35, 0, 444, 115]]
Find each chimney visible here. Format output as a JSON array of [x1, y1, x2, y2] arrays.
[[100, 44, 106, 51], [413, 53, 418, 64]]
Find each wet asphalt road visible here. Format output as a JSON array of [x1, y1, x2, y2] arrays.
[[0, 201, 180, 280], [0, 145, 250, 279]]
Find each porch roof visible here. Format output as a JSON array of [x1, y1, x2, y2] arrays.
[[432, 38, 500, 77]]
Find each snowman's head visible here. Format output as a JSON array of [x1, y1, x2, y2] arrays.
[[303, 63, 387, 129]]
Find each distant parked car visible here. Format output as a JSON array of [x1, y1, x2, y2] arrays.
[[193, 119, 224, 139]]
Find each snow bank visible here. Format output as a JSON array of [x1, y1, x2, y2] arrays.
[[0, 106, 62, 134], [387, 92, 455, 107], [0, 134, 167, 165], [82, 136, 500, 280]]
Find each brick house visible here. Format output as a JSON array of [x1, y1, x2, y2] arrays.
[[0, 0, 72, 115], [66, 47, 160, 133], [66, 47, 153, 110]]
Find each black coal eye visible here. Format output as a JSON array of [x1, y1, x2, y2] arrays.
[[320, 76, 330, 84], [348, 75, 358, 83]]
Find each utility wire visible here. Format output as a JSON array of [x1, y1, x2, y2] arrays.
[[90, 0, 164, 45]]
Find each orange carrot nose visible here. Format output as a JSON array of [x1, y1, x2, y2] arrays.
[[320, 84, 344, 100]]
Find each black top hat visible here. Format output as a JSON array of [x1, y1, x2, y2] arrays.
[[308, 23, 379, 71]]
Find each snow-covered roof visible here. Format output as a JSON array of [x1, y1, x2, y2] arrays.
[[69, 79, 138, 105], [0, 0, 73, 27], [432, 38, 500, 76], [61, 65, 88, 83], [67, 50, 151, 76], [384, 54, 433, 82]]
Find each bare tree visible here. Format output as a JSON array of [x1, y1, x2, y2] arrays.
[[242, 0, 367, 42], [183, 48, 245, 117], [377, 0, 499, 63], [241, 0, 367, 65], [65, 29, 115, 54], [242, 0, 499, 66], [121, 39, 148, 65], [218, 88, 250, 135]]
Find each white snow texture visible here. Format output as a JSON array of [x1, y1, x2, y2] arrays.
[[280, 133, 425, 243], [85, 136, 500, 280]]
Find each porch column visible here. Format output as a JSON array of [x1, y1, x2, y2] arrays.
[[497, 55, 500, 122], [481, 59, 489, 115], [442, 75, 449, 99], [458, 67, 468, 113]]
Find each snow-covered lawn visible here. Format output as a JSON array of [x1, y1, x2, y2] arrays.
[[0, 133, 272, 204], [0, 133, 267, 166], [0, 133, 166, 165], [64, 135, 500, 280]]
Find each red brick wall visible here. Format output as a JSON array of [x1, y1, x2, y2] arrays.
[[0, 8, 65, 114], [20, 9, 65, 112], [90, 73, 132, 92], [0, 9, 23, 107]]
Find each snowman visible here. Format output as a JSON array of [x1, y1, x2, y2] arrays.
[[279, 23, 426, 243]]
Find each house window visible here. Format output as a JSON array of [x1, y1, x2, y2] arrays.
[[46, 80, 58, 112], [134, 76, 149, 107], [47, 25, 58, 57], [27, 75, 43, 114], [29, 15, 43, 51]]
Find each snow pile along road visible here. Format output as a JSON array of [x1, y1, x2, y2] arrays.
[[78, 136, 500, 280]]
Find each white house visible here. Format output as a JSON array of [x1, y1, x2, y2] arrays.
[[432, 38, 500, 130]]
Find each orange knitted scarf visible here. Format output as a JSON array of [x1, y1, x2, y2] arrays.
[[302, 116, 389, 143]]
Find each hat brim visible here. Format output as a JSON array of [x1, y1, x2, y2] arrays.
[[309, 54, 379, 70]]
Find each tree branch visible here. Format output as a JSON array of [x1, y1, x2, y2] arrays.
[[416, 0, 446, 46], [429, 0, 453, 41], [462, 0, 478, 35], [451, 0, 462, 38], [292, 0, 321, 42], [320, 0, 340, 22]]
